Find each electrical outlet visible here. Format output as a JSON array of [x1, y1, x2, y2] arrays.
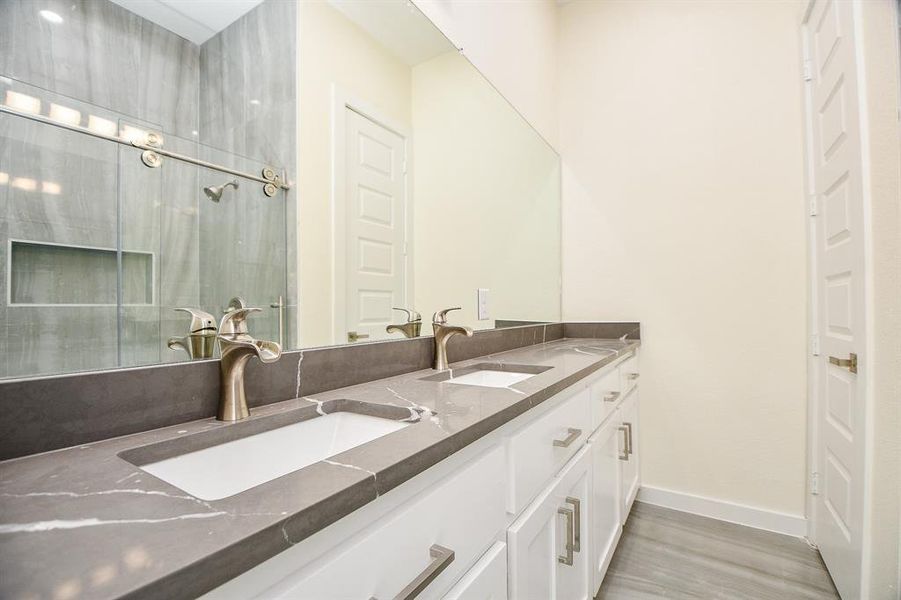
[[477, 288, 490, 320]]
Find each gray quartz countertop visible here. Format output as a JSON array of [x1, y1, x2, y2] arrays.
[[0, 337, 639, 600]]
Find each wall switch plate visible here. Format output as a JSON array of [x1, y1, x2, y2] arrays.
[[477, 288, 490, 320]]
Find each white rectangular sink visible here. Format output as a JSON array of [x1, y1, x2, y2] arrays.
[[446, 370, 536, 388], [140, 412, 408, 500]]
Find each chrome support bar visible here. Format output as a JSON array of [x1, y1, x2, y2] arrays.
[[553, 427, 582, 448], [557, 507, 575, 566], [618, 426, 629, 461], [392, 544, 455, 600], [565, 496, 582, 552], [0, 104, 291, 196]]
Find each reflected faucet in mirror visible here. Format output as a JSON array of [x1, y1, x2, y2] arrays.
[[217, 307, 282, 422], [432, 307, 473, 371], [386, 307, 422, 338], [167, 308, 218, 359]]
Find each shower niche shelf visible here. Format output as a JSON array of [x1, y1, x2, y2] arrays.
[[8, 240, 154, 306]]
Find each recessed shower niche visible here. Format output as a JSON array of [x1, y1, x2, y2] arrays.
[[9, 241, 153, 306]]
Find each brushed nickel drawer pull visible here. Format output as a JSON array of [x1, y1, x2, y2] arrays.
[[566, 496, 581, 552], [603, 391, 621, 403], [618, 426, 629, 461], [623, 421, 633, 455], [627, 372, 640, 380], [829, 353, 858, 374], [389, 544, 455, 600], [553, 427, 582, 448], [557, 507, 575, 566]]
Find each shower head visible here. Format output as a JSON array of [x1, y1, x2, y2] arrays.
[[203, 179, 239, 202]]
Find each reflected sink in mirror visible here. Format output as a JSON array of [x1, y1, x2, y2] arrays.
[[119, 400, 417, 500], [421, 363, 553, 388]]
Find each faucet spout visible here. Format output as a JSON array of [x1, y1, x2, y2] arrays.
[[216, 308, 282, 421], [432, 308, 473, 371]]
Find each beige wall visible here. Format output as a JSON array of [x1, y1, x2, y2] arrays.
[[297, 1, 412, 347], [411, 52, 561, 330], [413, 0, 559, 148], [558, 0, 809, 515], [859, 1, 901, 596]]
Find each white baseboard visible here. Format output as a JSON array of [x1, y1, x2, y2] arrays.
[[637, 485, 808, 538]]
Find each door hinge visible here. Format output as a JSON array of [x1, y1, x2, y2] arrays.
[[810, 471, 820, 495], [811, 333, 820, 356], [808, 195, 818, 216], [803, 59, 813, 82]]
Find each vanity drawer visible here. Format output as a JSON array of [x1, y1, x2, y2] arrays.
[[506, 387, 590, 514], [589, 367, 621, 431], [265, 446, 506, 600], [619, 352, 640, 394]]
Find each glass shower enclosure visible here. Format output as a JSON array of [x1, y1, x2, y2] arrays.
[[0, 78, 290, 378]]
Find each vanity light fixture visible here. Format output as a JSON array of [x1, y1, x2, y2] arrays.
[[39, 10, 63, 24], [86, 115, 117, 136], [4, 91, 41, 115], [11, 177, 37, 192], [41, 181, 61, 195], [49, 103, 81, 126]]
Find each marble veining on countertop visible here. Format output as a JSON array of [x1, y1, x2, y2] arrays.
[[0, 337, 639, 600]]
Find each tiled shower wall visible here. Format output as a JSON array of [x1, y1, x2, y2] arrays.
[[0, 0, 296, 378]]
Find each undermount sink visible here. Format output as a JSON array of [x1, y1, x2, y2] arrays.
[[120, 400, 415, 501], [421, 362, 553, 388]]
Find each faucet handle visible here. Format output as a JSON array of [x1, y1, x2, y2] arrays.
[[433, 307, 462, 324], [173, 308, 217, 334], [393, 307, 421, 323], [219, 307, 261, 336]]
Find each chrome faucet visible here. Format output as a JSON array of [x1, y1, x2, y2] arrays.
[[217, 307, 282, 421], [432, 307, 473, 371], [386, 307, 422, 338], [167, 308, 218, 359]]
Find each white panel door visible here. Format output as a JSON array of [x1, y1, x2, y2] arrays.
[[344, 107, 407, 343], [588, 419, 622, 594], [508, 447, 591, 600], [803, 1, 868, 598]]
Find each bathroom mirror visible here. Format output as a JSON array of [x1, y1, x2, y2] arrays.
[[0, 0, 561, 379]]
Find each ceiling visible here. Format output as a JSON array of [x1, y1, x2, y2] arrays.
[[108, 0, 264, 45], [328, 0, 454, 66]]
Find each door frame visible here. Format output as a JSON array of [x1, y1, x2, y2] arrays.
[[800, 0, 875, 595], [330, 85, 414, 345]]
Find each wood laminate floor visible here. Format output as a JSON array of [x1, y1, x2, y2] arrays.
[[596, 502, 840, 600]]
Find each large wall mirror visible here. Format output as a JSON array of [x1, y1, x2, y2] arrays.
[[0, 0, 561, 379]]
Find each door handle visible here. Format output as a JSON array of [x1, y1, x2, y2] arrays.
[[618, 426, 629, 461], [380, 544, 454, 600], [347, 331, 370, 342], [603, 391, 621, 403], [623, 421, 633, 455], [829, 353, 858, 374], [565, 496, 581, 552], [557, 507, 575, 566], [553, 427, 582, 448]]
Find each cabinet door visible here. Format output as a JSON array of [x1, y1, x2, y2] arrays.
[[619, 391, 640, 522], [508, 447, 591, 600], [589, 419, 622, 594], [442, 542, 506, 600]]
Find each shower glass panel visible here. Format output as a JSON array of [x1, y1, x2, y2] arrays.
[[0, 79, 289, 378]]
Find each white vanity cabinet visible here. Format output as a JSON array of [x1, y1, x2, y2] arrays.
[[204, 348, 640, 600], [618, 390, 640, 520], [587, 417, 623, 592], [507, 447, 591, 600]]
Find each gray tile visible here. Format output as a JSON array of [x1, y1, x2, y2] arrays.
[[598, 502, 839, 600]]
